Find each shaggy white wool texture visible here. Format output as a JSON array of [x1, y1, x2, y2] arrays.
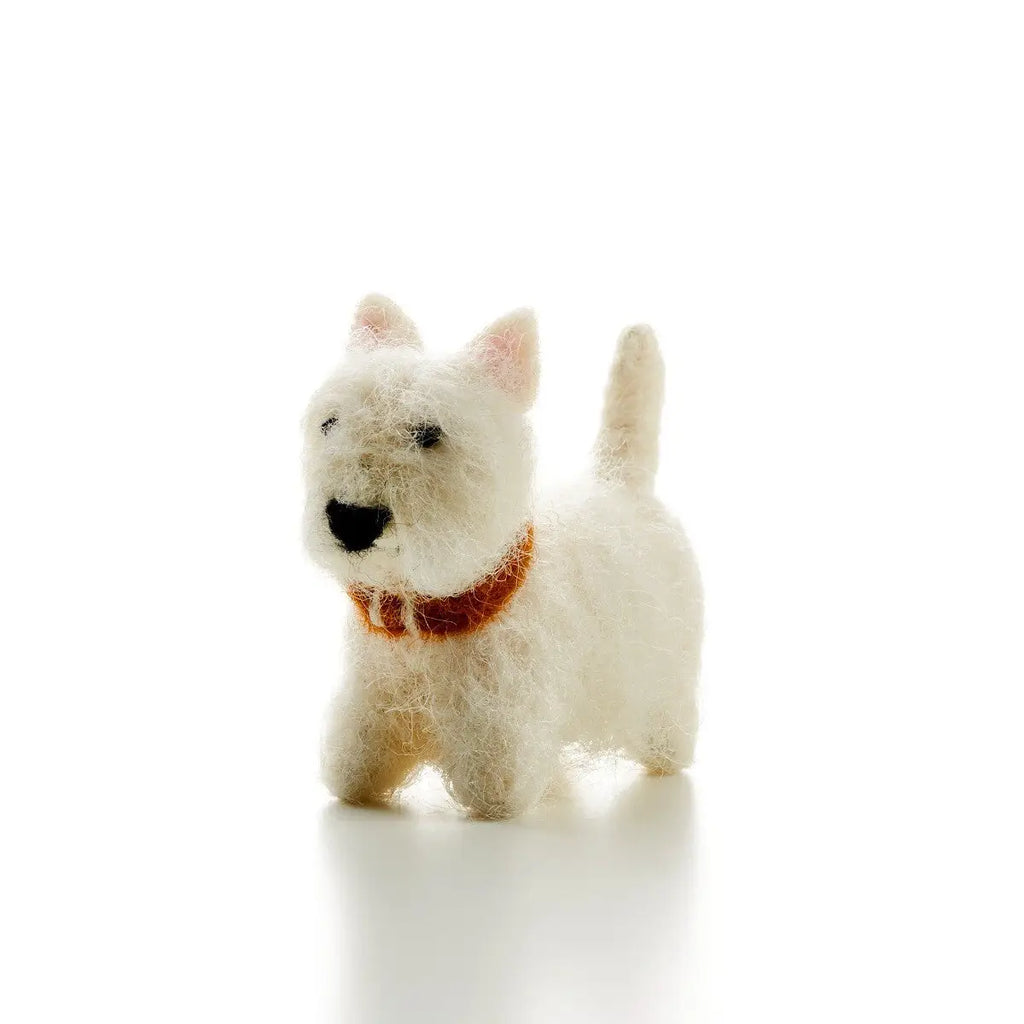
[[303, 295, 703, 819]]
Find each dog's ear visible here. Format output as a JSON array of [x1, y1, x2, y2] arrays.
[[464, 309, 539, 409], [349, 294, 421, 350]]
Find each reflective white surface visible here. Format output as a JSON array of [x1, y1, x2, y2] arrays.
[[320, 766, 698, 1023]]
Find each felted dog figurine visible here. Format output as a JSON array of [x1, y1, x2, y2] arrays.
[[304, 296, 703, 818]]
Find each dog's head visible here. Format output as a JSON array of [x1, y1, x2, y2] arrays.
[[303, 295, 538, 596]]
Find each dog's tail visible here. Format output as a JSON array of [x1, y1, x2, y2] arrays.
[[594, 323, 665, 494]]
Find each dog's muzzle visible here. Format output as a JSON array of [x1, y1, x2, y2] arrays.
[[325, 500, 392, 552]]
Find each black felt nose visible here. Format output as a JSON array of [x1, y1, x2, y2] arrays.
[[325, 500, 392, 552]]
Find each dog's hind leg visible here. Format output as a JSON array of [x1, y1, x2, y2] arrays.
[[630, 691, 698, 775], [621, 641, 700, 775]]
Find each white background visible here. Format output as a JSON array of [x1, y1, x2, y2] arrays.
[[2, 2, 1022, 1021]]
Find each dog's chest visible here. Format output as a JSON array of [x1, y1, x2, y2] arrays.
[[367, 619, 525, 700]]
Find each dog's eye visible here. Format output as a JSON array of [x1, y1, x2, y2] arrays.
[[412, 423, 443, 449], [320, 416, 338, 436]]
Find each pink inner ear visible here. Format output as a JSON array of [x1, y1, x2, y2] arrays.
[[481, 329, 521, 389], [487, 328, 518, 369], [358, 306, 390, 337]]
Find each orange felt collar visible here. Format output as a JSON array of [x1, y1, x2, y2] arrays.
[[347, 525, 534, 641]]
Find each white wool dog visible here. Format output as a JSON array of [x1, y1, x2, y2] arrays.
[[304, 295, 703, 818]]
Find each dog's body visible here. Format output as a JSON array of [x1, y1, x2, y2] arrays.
[[304, 297, 702, 818]]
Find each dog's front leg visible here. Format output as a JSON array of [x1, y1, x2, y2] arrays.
[[437, 690, 560, 820], [320, 683, 426, 806]]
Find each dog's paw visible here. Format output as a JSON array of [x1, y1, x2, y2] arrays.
[[321, 745, 412, 806], [442, 763, 546, 820], [636, 728, 696, 776], [465, 795, 527, 821]]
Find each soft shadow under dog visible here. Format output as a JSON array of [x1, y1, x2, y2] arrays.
[[319, 770, 698, 1022]]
